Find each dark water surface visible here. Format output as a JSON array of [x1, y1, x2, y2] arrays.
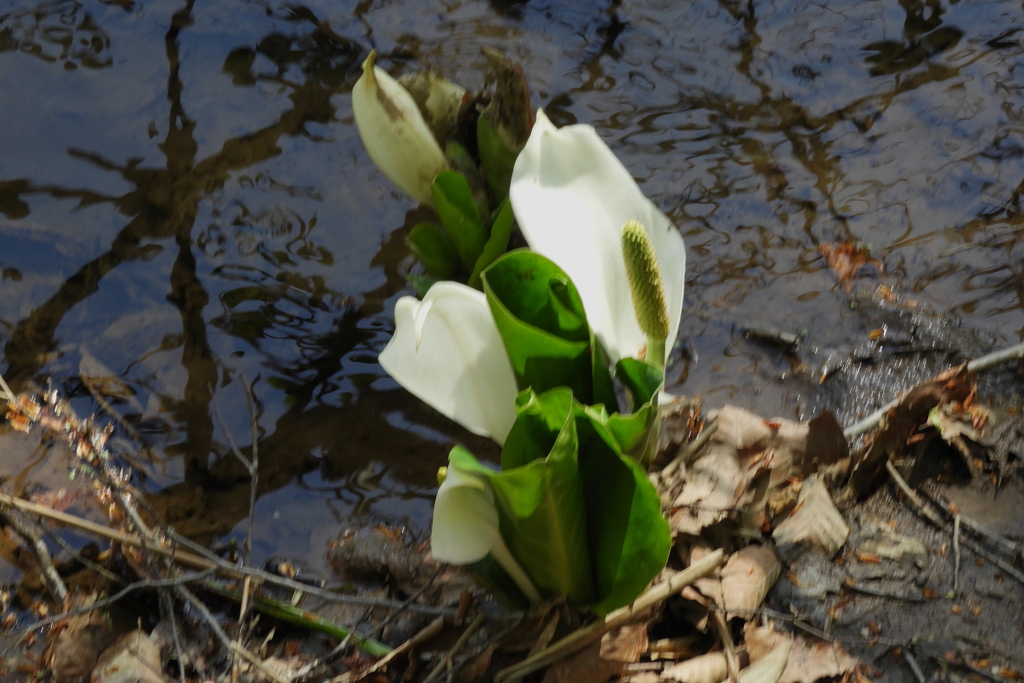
[[1, 0, 1023, 575]]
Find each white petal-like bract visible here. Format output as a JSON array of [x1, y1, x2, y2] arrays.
[[378, 282, 519, 444], [352, 51, 449, 206], [509, 110, 686, 363]]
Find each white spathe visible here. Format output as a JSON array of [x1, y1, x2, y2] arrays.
[[351, 51, 449, 207], [378, 281, 519, 444], [431, 460, 540, 601], [509, 110, 687, 364]]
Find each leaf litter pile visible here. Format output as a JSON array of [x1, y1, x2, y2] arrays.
[[0, 300, 1024, 682]]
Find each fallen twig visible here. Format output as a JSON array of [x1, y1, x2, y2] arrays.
[[494, 548, 726, 683], [422, 612, 485, 683], [711, 607, 739, 683], [663, 420, 718, 478], [919, 485, 1023, 560], [343, 615, 446, 683], [886, 460, 1024, 585], [0, 507, 67, 602], [178, 583, 290, 683], [204, 581, 391, 657], [904, 648, 927, 683], [0, 492, 456, 615], [953, 514, 961, 593], [843, 341, 1024, 439]]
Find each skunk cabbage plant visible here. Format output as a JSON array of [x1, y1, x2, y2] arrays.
[[510, 110, 687, 367]]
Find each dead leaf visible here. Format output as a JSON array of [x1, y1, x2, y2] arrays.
[[843, 368, 971, 502], [772, 475, 849, 556], [540, 624, 647, 683], [720, 545, 781, 619], [600, 623, 649, 663], [48, 597, 112, 683], [91, 630, 163, 683], [460, 646, 495, 683], [745, 623, 859, 683], [818, 242, 881, 291], [663, 407, 847, 536], [739, 639, 791, 683], [857, 521, 927, 563], [661, 652, 728, 683]]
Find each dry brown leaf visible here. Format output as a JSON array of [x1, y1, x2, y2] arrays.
[[661, 652, 728, 683], [664, 407, 846, 536], [48, 596, 112, 683], [843, 368, 971, 502], [772, 475, 849, 555], [818, 242, 881, 291], [91, 629, 163, 683], [540, 623, 648, 683], [739, 639, 791, 683], [460, 646, 495, 683], [721, 545, 781, 619], [600, 623, 649, 663], [745, 623, 859, 683]]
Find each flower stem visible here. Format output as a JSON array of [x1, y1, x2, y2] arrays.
[[646, 336, 665, 369], [490, 537, 542, 603]]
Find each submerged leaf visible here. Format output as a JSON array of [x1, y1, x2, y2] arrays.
[[818, 241, 881, 291]]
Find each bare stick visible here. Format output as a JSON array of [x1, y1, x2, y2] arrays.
[[0, 373, 14, 402], [494, 548, 726, 683], [886, 460, 1024, 584], [0, 492, 456, 615], [160, 589, 188, 683], [844, 341, 1024, 439], [663, 420, 718, 478], [0, 508, 67, 601], [904, 649, 927, 683], [953, 514, 961, 593], [711, 608, 739, 683], [347, 615, 445, 683], [177, 584, 290, 683], [919, 486, 1023, 559], [422, 612, 485, 683]]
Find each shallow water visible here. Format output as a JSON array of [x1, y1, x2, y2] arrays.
[[1, 0, 1023, 576]]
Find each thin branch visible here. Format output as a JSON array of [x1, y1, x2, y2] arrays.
[[494, 549, 726, 683], [8, 567, 218, 646], [0, 373, 14, 402], [0, 509, 67, 601], [886, 460, 1024, 584], [663, 420, 718, 478], [160, 589, 188, 683], [422, 612, 484, 683], [177, 584, 290, 683], [843, 341, 1024, 439], [0, 492, 457, 615]]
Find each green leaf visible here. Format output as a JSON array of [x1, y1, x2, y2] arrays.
[[467, 197, 515, 289], [483, 251, 598, 402], [574, 406, 671, 615], [457, 395, 595, 605], [406, 272, 440, 298], [477, 114, 520, 203], [604, 357, 663, 460], [445, 141, 490, 219], [615, 357, 663, 410], [409, 222, 460, 279], [432, 171, 488, 271]]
